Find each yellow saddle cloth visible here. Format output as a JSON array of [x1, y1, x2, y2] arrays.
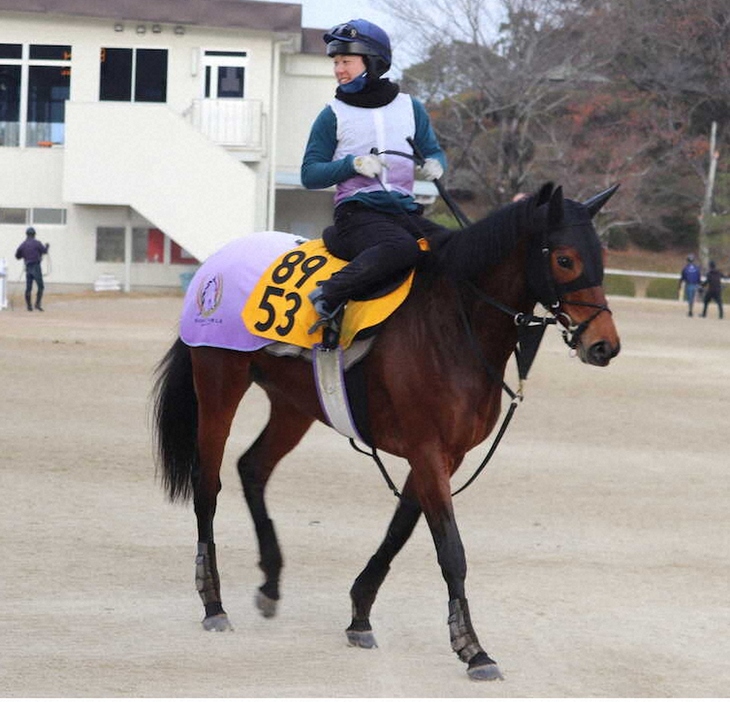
[[242, 238, 425, 350]]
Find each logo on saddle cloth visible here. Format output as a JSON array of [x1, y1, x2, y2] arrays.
[[242, 238, 426, 349]]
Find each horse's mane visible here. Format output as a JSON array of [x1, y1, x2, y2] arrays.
[[428, 194, 539, 281]]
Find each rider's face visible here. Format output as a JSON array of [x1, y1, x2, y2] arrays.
[[332, 54, 366, 85]]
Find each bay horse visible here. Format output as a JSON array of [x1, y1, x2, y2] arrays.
[[152, 182, 620, 681]]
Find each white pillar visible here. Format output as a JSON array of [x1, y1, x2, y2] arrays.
[[0, 258, 8, 310]]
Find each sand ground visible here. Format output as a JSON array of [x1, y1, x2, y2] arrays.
[[0, 290, 728, 697]]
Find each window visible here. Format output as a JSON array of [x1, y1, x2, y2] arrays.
[[27, 65, 70, 146], [203, 50, 247, 99], [171, 241, 198, 264], [100, 48, 168, 103], [0, 64, 20, 146], [96, 227, 125, 262], [0, 43, 71, 148], [32, 208, 67, 225], [133, 228, 164, 263], [0, 207, 27, 224]]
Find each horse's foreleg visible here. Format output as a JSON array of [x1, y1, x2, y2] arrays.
[[191, 348, 251, 632], [416, 465, 504, 681], [347, 475, 422, 649], [238, 395, 314, 619]]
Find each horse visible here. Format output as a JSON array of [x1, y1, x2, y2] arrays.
[[152, 182, 621, 681]]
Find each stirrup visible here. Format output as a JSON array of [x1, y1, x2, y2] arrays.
[[308, 302, 345, 336]]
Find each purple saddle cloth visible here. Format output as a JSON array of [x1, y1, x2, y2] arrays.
[[180, 231, 305, 351]]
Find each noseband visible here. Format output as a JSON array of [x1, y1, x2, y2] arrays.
[[552, 299, 611, 350]]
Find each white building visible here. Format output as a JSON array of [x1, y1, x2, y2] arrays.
[[0, 0, 436, 292]]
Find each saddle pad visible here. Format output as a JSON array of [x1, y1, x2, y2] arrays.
[[180, 231, 304, 351], [242, 238, 418, 350]]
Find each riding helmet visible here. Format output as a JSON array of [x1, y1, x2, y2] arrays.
[[323, 19, 392, 77]]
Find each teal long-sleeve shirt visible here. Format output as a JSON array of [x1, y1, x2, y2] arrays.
[[300, 95, 446, 214]]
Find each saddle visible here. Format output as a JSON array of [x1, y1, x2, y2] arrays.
[[242, 237, 426, 350]]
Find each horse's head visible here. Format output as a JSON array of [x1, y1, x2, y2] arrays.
[[528, 183, 621, 366]]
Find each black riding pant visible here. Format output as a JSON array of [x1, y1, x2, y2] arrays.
[[24, 262, 44, 308], [320, 201, 447, 307], [702, 290, 723, 318]]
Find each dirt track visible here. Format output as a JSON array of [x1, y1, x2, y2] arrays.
[[1, 291, 728, 697]]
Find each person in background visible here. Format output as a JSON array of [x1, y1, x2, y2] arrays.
[[15, 226, 50, 311], [301, 19, 449, 329], [678, 254, 701, 317], [700, 260, 724, 319]]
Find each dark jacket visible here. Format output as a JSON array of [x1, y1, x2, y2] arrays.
[[15, 238, 49, 265]]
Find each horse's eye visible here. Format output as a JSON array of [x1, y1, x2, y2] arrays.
[[557, 255, 573, 270]]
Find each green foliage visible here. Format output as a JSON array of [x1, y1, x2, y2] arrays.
[[428, 212, 459, 229], [604, 274, 636, 297], [646, 277, 679, 299]]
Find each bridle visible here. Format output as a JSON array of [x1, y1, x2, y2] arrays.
[[533, 220, 613, 352]]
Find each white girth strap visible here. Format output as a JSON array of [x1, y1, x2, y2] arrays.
[[312, 343, 364, 443]]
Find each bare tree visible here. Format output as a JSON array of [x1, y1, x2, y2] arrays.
[[377, 0, 615, 210]]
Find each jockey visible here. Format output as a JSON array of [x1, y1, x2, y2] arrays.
[[301, 18, 450, 329]]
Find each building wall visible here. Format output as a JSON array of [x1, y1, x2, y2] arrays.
[[0, 8, 334, 289]]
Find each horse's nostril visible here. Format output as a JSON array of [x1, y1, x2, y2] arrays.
[[589, 340, 616, 366]]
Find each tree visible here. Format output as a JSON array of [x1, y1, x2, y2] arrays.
[[386, 0, 615, 210], [382, 0, 730, 256]]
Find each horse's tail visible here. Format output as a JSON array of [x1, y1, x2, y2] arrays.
[[152, 337, 198, 503]]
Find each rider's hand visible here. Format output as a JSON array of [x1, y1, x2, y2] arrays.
[[353, 154, 384, 178], [419, 158, 443, 181]]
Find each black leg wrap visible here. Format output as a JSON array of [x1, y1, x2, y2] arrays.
[[255, 518, 282, 601], [196, 541, 225, 617], [448, 598, 485, 663]]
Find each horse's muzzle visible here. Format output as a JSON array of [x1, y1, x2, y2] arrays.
[[582, 339, 621, 366]]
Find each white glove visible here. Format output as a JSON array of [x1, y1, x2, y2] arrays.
[[419, 158, 444, 181], [353, 154, 384, 178]]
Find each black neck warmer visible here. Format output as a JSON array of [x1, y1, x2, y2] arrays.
[[335, 78, 400, 108]]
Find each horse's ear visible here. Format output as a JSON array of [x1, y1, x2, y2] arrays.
[[548, 185, 564, 227], [583, 183, 620, 218], [535, 182, 554, 206]]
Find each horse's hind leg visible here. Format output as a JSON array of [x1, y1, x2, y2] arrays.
[[191, 347, 252, 632], [347, 473, 422, 648], [237, 395, 314, 618]]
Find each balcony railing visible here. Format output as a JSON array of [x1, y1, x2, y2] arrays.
[[186, 98, 264, 155]]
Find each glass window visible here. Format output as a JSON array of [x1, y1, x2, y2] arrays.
[[100, 47, 167, 103], [171, 241, 199, 264], [27, 65, 70, 146], [0, 64, 21, 146], [32, 208, 66, 225], [135, 49, 167, 102], [96, 227, 125, 262], [0, 44, 71, 148], [30, 45, 72, 61], [0, 207, 27, 224], [99, 48, 132, 101], [132, 227, 164, 263], [202, 50, 247, 99], [0, 44, 22, 59]]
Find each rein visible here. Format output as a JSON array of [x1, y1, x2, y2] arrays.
[[346, 172, 609, 499], [349, 240, 610, 501]]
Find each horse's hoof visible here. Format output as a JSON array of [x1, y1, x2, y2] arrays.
[[346, 628, 378, 649], [467, 662, 504, 681], [202, 613, 233, 632], [255, 589, 278, 618]]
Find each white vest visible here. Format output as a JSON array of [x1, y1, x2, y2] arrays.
[[329, 93, 416, 206]]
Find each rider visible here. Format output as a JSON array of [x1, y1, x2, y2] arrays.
[[301, 19, 449, 328]]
